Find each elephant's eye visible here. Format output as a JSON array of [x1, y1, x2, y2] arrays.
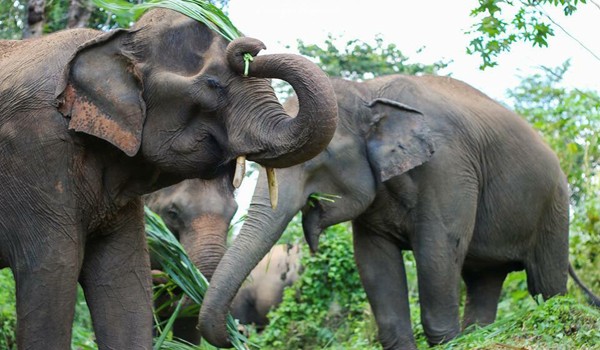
[[206, 77, 223, 90], [167, 208, 179, 220]]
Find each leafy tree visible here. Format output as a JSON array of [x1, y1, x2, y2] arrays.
[[0, 1, 26, 39], [296, 34, 448, 81], [467, 0, 595, 69]]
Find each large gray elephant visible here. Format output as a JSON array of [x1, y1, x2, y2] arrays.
[[0, 8, 337, 349], [199, 75, 599, 349]]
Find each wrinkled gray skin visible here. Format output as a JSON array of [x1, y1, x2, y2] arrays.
[[144, 175, 237, 343], [231, 243, 301, 329], [199, 75, 577, 349], [0, 8, 337, 349]]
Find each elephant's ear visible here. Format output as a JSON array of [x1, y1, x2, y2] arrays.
[[366, 98, 435, 182], [57, 30, 145, 157]]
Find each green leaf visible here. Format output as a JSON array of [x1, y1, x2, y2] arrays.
[[92, 0, 242, 41]]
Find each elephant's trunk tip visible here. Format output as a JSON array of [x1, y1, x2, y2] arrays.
[[226, 37, 267, 75], [198, 309, 232, 348]]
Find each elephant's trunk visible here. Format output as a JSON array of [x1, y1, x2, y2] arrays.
[[225, 37, 337, 168], [198, 168, 304, 347], [179, 215, 228, 281]]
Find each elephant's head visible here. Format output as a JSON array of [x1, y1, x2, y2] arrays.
[[198, 78, 435, 347], [56, 9, 337, 185], [144, 172, 237, 280]]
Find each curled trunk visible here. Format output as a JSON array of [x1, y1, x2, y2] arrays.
[[225, 38, 338, 169]]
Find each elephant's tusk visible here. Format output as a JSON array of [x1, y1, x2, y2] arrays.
[[266, 167, 278, 210], [233, 156, 246, 188]]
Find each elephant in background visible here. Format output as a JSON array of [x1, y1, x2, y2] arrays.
[[146, 178, 300, 341], [144, 174, 237, 343], [0, 8, 337, 349], [199, 75, 599, 349], [232, 243, 302, 329]]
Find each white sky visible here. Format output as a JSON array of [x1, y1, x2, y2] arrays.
[[226, 1, 600, 225], [227, 0, 600, 102]]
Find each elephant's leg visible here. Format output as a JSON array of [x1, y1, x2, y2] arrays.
[[79, 200, 153, 350], [411, 187, 478, 345], [352, 221, 416, 350], [525, 195, 569, 299], [12, 227, 83, 349], [462, 268, 507, 329], [412, 230, 464, 345]]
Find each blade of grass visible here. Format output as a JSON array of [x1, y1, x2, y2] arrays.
[[154, 297, 185, 350]]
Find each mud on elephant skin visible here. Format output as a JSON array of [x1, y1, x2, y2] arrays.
[[232, 243, 302, 329], [0, 8, 337, 349], [199, 75, 599, 349]]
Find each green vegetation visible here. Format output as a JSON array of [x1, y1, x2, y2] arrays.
[[254, 224, 374, 350], [146, 206, 248, 350], [250, 219, 599, 349], [296, 34, 448, 80], [0, 270, 16, 349], [467, 0, 591, 69]]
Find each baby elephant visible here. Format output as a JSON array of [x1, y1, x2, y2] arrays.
[[231, 243, 302, 329]]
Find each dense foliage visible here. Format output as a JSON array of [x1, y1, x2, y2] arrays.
[[254, 223, 375, 349]]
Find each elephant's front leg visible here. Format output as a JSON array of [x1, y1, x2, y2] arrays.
[[79, 200, 153, 350], [12, 225, 83, 349], [352, 221, 416, 350]]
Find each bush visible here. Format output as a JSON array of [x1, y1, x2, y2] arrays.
[[0, 269, 16, 350], [253, 223, 379, 350]]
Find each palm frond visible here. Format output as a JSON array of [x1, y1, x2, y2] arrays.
[[145, 206, 249, 350], [92, 0, 242, 41]]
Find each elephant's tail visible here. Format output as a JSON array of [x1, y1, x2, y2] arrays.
[[568, 263, 600, 307]]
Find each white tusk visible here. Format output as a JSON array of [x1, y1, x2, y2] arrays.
[[266, 167, 278, 210], [232, 156, 246, 188]]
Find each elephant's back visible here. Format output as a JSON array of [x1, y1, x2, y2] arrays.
[[0, 29, 101, 113], [376, 74, 563, 181]]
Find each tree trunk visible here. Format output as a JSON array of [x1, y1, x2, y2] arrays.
[[67, 0, 92, 29], [23, 0, 45, 38]]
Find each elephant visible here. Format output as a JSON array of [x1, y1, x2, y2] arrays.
[[146, 176, 301, 342], [198, 74, 599, 349], [144, 175, 238, 344], [146, 177, 300, 341], [0, 8, 337, 349], [231, 243, 302, 329]]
